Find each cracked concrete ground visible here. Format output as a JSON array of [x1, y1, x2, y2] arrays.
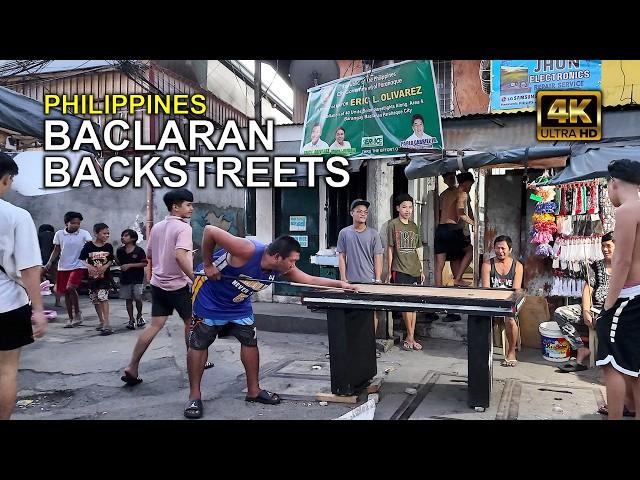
[[12, 296, 615, 420]]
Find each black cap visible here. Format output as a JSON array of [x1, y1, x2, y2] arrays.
[[608, 158, 640, 185], [350, 199, 370, 210]]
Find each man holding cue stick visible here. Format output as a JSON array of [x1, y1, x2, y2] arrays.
[[184, 226, 356, 419]]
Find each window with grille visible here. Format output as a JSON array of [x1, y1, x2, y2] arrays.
[[432, 60, 454, 117]]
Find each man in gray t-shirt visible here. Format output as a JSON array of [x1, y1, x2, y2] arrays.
[[336, 199, 384, 339]]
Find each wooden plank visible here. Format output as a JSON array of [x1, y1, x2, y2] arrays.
[[315, 393, 359, 404], [367, 376, 385, 394], [351, 284, 516, 300]]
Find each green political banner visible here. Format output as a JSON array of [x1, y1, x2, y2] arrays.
[[300, 60, 443, 159]]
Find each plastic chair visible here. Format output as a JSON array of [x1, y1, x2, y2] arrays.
[[498, 316, 522, 355]]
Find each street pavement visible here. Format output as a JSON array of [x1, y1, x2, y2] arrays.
[[12, 295, 613, 420]]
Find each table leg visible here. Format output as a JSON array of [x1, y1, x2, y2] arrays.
[[467, 314, 492, 408], [327, 308, 377, 395]]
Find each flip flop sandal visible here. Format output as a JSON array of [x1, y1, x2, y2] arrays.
[[120, 372, 143, 386], [501, 359, 518, 367], [184, 399, 203, 419], [245, 390, 281, 405], [412, 341, 423, 351], [597, 405, 636, 417], [204, 361, 214, 370], [401, 341, 413, 351], [558, 362, 588, 373]]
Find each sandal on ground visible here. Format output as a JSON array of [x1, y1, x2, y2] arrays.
[[204, 361, 214, 370], [136, 316, 146, 328], [95, 325, 104, 331], [597, 404, 636, 417], [184, 399, 203, 419], [100, 328, 113, 336], [412, 341, 423, 351], [401, 341, 413, 351], [120, 371, 143, 386], [63, 323, 74, 328], [557, 361, 588, 373], [126, 320, 135, 330], [245, 389, 281, 405], [501, 359, 518, 367]]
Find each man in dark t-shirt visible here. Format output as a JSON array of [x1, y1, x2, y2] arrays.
[[116, 229, 148, 330], [79, 223, 114, 335]]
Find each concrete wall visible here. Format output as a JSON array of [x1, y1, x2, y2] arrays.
[[6, 173, 246, 263], [484, 172, 524, 262], [453, 60, 490, 115]]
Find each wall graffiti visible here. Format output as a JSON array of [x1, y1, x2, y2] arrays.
[[190, 203, 246, 266]]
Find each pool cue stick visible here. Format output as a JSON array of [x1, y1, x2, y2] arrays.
[[194, 272, 351, 291]]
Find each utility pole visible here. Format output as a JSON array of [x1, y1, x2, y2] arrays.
[[254, 60, 262, 124]]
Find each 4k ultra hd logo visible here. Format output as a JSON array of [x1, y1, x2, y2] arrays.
[[537, 91, 601, 141]]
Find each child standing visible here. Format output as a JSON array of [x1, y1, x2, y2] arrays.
[[79, 223, 114, 335], [116, 229, 148, 330], [386, 193, 424, 351], [45, 212, 92, 327]]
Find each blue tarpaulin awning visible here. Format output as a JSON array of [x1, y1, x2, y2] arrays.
[[0, 85, 100, 156]]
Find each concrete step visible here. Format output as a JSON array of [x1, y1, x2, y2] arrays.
[[398, 313, 467, 343], [254, 301, 468, 343], [253, 301, 328, 334]]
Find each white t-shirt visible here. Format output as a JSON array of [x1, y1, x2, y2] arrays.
[[401, 132, 437, 149], [329, 140, 352, 151], [53, 228, 92, 271], [302, 139, 329, 153], [0, 199, 41, 313]]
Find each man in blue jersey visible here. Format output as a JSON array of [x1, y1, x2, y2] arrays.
[[184, 226, 355, 419]]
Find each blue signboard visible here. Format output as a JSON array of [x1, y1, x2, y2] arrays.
[[490, 60, 602, 112]]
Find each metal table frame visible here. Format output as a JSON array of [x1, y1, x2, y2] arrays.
[[301, 284, 525, 408]]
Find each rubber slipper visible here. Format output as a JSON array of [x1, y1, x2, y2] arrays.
[[412, 341, 423, 351], [501, 359, 518, 367], [120, 371, 143, 386], [204, 361, 214, 370], [401, 341, 413, 351], [442, 314, 461, 322], [184, 399, 203, 419], [245, 389, 281, 405], [558, 362, 588, 373], [598, 405, 636, 417]]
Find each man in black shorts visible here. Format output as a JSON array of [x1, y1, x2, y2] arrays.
[[435, 172, 475, 288], [0, 152, 47, 419], [121, 188, 212, 385]]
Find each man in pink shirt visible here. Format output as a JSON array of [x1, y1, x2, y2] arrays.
[[121, 188, 209, 385]]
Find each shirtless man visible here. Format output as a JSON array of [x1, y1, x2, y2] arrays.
[[595, 158, 640, 420], [435, 172, 475, 287]]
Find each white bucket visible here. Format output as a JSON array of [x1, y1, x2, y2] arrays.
[[538, 321, 571, 362]]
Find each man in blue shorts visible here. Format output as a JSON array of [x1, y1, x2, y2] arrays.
[[184, 227, 355, 419]]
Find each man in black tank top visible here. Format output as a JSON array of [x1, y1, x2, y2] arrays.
[[481, 235, 523, 366]]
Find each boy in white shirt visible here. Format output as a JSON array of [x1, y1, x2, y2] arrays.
[[45, 211, 92, 327]]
